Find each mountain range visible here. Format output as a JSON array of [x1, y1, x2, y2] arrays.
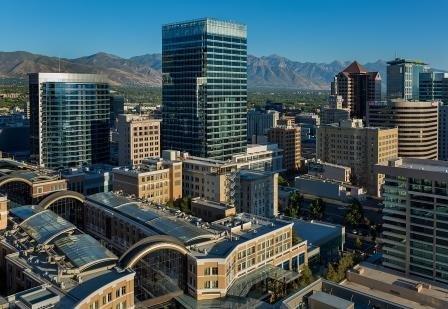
[[0, 51, 391, 90]]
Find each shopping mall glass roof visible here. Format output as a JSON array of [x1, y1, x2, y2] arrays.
[[54, 234, 117, 270], [87, 192, 215, 244], [19, 209, 76, 244], [9, 205, 40, 221]]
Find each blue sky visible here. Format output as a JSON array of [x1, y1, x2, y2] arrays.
[[1, 0, 447, 68]]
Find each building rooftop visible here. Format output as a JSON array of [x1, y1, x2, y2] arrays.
[[17, 208, 76, 244], [191, 214, 295, 258], [342, 262, 448, 308], [308, 291, 354, 309], [191, 197, 235, 211], [87, 192, 299, 259], [387, 57, 428, 65], [342, 61, 368, 74], [53, 234, 117, 270], [0, 167, 60, 184], [290, 219, 344, 249], [3, 206, 119, 292], [60, 164, 114, 177], [86, 192, 216, 245], [0, 207, 128, 309], [28, 72, 109, 84], [375, 157, 448, 180], [239, 169, 273, 181]]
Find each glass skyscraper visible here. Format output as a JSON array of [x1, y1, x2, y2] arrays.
[[162, 18, 247, 160], [387, 58, 429, 100], [29, 73, 110, 169]]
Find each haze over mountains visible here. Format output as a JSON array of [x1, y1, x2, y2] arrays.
[[0, 51, 390, 89]]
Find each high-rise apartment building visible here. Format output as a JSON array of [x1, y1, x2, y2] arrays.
[[375, 158, 448, 283], [117, 114, 161, 166], [247, 108, 279, 142], [317, 119, 398, 196], [387, 58, 429, 100], [267, 125, 301, 172], [419, 72, 448, 103], [331, 61, 381, 119], [162, 18, 247, 160], [29, 73, 110, 169], [367, 99, 439, 159], [440, 105, 448, 160]]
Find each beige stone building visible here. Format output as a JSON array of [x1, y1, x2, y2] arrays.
[[161, 151, 239, 204], [112, 157, 182, 204], [84, 192, 308, 302], [267, 126, 301, 172], [367, 99, 439, 159], [117, 114, 161, 166], [317, 119, 398, 196]]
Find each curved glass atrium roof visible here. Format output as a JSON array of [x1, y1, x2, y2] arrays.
[[87, 192, 215, 244], [19, 209, 76, 244], [54, 234, 117, 270], [9, 205, 118, 272]]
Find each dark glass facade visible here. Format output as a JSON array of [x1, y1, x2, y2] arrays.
[[29, 73, 110, 169], [162, 18, 247, 160]]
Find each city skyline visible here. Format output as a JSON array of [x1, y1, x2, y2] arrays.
[[1, 0, 448, 69], [0, 5, 448, 308]]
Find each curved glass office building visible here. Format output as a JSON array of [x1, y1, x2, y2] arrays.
[[29, 73, 110, 169], [162, 18, 247, 160]]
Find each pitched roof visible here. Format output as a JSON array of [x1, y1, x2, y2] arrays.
[[342, 61, 368, 74]]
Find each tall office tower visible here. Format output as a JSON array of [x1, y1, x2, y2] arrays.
[[162, 18, 247, 160], [247, 108, 279, 142], [440, 105, 448, 160], [267, 125, 301, 172], [387, 58, 429, 100], [317, 119, 398, 196], [367, 99, 439, 159], [375, 158, 448, 283], [419, 72, 448, 103], [117, 114, 161, 166], [331, 61, 381, 119], [29, 73, 110, 169]]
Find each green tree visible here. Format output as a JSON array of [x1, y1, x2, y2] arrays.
[[324, 254, 355, 283], [344, 199, 364, 227], [285, 205, 298, 218], [278, 175, 289, 187], [173, 197, 192, 214], [337, 254, 355, 280], [288, 191, 303, 217], [309, 198, 326, 220], [324, 263, 338, 282], [299, 265, 313, 287]]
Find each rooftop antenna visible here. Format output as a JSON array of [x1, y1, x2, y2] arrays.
[[58, 56, 61, 73]]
